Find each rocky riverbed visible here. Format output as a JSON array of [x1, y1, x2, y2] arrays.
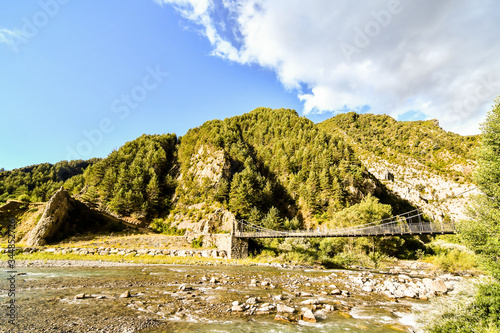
[[0, 259, 474, 333]]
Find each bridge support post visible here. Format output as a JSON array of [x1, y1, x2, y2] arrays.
[[229, 236, 249, 259], [218, 221, 248, 259]]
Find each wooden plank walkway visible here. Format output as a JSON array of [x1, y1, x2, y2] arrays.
[[234, 222, 455, 239]]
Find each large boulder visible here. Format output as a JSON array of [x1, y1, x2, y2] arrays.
[[26, 187, 73, 246], [26, 187, 125, 246]]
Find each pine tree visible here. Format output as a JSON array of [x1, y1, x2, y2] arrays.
[[262, 206, 282, 230], [146, 173, 160, 208]]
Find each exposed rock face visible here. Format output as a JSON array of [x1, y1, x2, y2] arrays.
[[187, 145, 230, 186], [0, 200, 25, 214], [365, 155, 479, 222], [26, 187, 74, 246], [178, 207, 236, 235]]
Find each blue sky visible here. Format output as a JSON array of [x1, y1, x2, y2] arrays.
[[1, 0, 499, 170]]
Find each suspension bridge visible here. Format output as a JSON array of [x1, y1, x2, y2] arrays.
[[233, 209, 456, 239]]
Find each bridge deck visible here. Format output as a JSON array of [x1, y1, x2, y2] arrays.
[[234, 222, 455, 238]]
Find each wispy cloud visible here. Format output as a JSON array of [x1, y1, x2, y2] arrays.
[[157, 0, 500, 135], [0, 28, 23, 50], [155, 0, 240, 61]]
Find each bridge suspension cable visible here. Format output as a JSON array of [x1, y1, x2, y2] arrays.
[[235, 208, 455, 238]]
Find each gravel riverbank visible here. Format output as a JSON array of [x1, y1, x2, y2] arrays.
[[0, 258, 474, 332]]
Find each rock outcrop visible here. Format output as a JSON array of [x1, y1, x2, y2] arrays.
[[26, 187, 74, 246], [185, 145, 231, 187], [26, 187, 126, 246], [177, 206, 236, 235]]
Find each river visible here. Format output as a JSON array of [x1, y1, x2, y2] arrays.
[[1, 263, 428, 332]]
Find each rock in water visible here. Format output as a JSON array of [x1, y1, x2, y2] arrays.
[[231, 305, 244, 312], [277, 304, 295, 313], [275, 313, 299, 323], [302, 309, 316, 323]]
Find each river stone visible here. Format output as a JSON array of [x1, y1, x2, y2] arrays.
[[232, 305, 244, 312], [257, 306, 270, 313], [300, 299, 318, 305], [331, 289, 341, 295], [246, 297, 258, 305], [445, 281, 455, 292], [302, 309, 316, 323], [277, 304, 295, 313], [398, 274, 411, 282], [362, 286, 373, 292], [424, 278, 448, 294], [324, 304, 334, 311], [404, 289, 417, 298]]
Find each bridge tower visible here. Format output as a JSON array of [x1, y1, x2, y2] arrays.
[[228, 220, 249, 259]]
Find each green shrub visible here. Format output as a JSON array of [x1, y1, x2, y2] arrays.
[[17, 194, 30, 203], [191, 235, 204, 249], [423, 280, 500, 333], [149, 218, 185, 236], [425, 248, 478, 273]]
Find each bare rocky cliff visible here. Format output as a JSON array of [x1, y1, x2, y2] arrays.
[[364, 154, 480, 222]]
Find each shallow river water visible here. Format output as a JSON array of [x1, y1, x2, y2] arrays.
[[1, 264, 427, 332]]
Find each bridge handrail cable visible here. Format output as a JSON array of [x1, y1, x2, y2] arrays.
[[236, 209, 439, 236]]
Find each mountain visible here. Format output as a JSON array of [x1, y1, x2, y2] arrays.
[[318, 112, 481, 222], [1, 108, 413, 240], [170, 107, 411, 232]]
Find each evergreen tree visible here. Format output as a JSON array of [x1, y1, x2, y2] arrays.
[[262, 206, 282, 230], [459, 97, 500, 278]]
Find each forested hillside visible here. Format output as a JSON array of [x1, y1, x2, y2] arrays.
[[318, 112, 481, 223], [0, 159, 98, 204], [173, 107, 410, 229], [319, 112, 479, 179], [79, 134, 178, 219], [1, 108, 411, 231]]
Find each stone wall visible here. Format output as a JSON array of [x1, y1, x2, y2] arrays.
[[1, 246, 227, 258]]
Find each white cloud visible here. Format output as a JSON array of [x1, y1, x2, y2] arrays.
[[0, 28, 23, 49], [158, 0, 500, 135]]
